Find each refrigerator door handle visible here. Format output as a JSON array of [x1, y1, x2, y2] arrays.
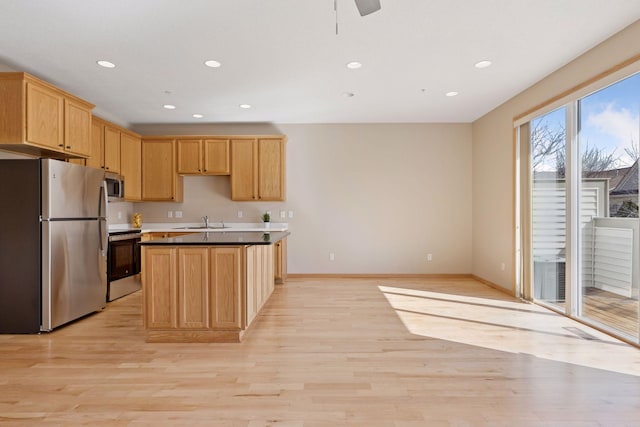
[[98, 182, 108, 254]]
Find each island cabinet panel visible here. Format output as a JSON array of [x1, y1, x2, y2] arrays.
[[144, 247, 178, 329], [141, 239, 283, 343], [274, 237, 288, 284], [177, 248, 210, 329], [210, 247, 242, 329]]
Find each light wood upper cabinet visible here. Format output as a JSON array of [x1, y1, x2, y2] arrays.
[[177, 138, 230, 175], [86, 119, 105, 169], [0, 73, 94, 158], [142, 138, 183, 201], [104, 125, 121, 173], [121, 132, 142, 201], [64, 99, 92, 157], [230, 137, 286, 201], [26, 82, 64, 150], [203, 139, 230, 175]]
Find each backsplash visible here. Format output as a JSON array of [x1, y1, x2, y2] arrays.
[[107, 200, 134, 226]]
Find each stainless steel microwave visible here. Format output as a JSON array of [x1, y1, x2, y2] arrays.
[[105, 172, 125, 201]]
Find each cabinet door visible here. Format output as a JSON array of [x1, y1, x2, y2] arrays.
[[177, 139, 202, 174], [86, 120, 104, 169], [210, 247, 242, 329], [258, 138, 285, 201], [121, 133, 142, 201], [230, 139, 257, 201], [203, 139, 230, 175], [142, 139, 180, 201], [143, 247, 178, 329], [274, 237, 287, 284], [104, 125, 121, 173], [26, 82, 64, 150], [177, 248, 210, 329], [64, 99, 92, 157]]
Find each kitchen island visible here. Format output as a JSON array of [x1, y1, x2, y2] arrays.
[[140, 231, 289, 343]]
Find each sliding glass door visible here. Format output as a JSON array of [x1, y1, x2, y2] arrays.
[[531, 107, 567, 309], [525, 71, 640, 343], [577, 74, 639, 339]]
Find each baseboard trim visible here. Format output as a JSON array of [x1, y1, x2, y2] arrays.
[[471, 274, 516, 297], [287, 273, 474, 280]]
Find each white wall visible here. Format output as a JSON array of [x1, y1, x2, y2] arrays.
[[131, 123, 473, 274], [472, 20, 640, 290]]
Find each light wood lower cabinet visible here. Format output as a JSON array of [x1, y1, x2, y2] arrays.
[[142, 245, 273, 342], [274, 237, 288, 284]]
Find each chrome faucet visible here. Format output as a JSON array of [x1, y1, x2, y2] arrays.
[[202, 215, 209, 228]]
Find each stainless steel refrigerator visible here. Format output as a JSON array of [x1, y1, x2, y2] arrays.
[[0, 159, 108, 333]]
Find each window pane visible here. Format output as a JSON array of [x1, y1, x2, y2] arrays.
[[578, 72, 640, 340], [531, 107, 567, 309]]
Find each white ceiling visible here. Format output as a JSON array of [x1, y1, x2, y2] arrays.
[[0, 0, 638, 127]]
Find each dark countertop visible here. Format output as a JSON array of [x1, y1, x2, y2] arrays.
[[139, 231, 290, 246]]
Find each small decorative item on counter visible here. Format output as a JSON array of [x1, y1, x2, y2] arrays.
[[132, 212, 142, 228], [262, 211, 270, 228], [262, 233, 271, 242]]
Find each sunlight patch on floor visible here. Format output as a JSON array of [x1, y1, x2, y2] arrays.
[[379, 285, 640, 376]]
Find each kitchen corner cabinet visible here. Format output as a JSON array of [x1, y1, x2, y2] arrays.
[[120, 132, 142, 201], [0, 72, 94, 158], [230, 137, 286, 201], [141, 138, 183, 201], [177, 138, 230, 175]]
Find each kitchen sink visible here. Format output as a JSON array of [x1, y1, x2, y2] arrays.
[[174, 226, 230, 230]]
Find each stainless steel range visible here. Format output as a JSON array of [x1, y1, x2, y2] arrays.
[[107, 230, 142, 301]]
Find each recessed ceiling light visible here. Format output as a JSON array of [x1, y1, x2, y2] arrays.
[[342, 92, 355, 98], [239, 104, 252, 109], [192, 114, 204, 118], [204, 60, 222, 68], [163, 104, 176, 110], [474, 60, 492, 69], [445, 91, 459, 97], [346, 61, 362, 69], [96, 60, 115, 68]]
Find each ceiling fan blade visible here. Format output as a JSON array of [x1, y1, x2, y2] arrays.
[[354, 0, 381, 16]]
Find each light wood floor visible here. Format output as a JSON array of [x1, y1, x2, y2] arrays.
[[1, 278, 640, 426]]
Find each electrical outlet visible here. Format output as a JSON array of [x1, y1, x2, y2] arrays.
[[167, 211, 173, 218], [175, 211, 183, 218], [237, 210, 243, 218], [427, 253, 433, 262], [288, 210, 294, 218], [501, 262, 506, 271], [329, 252, 335, 261], [117, 211, 122, 220], [280, 210, 286, 219]]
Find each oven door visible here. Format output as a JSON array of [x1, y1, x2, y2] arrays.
[[107, 237, 140, 282]]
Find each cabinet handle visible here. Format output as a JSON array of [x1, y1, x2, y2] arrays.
[[204, 169, 207, 172], [105, 167, 109, 170], [66, 146, 71, 149], [58, 144, 64, 147]]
